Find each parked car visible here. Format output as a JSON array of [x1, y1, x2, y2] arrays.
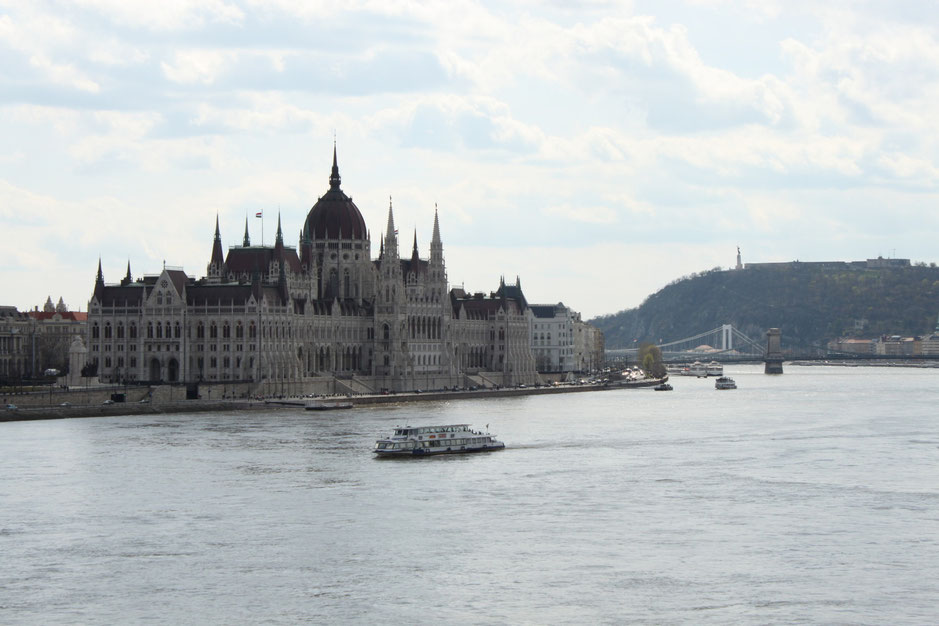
[[5, 403, 17, 410]]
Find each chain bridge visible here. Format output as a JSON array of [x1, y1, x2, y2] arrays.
[[607, 324, 766, 362]]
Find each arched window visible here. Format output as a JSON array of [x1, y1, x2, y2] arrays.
[[222, 323, 230, 339], [147, 322, 154, 339], [116, 323, 124, 339], [129, 323, 137, 339], [174, 322, 181, 338], [249, 322, 256, 339], [236, 322, 243, 339], [92, 323, 100, 339], [210, 323, 218, 339], [197, 322, 205, 339], [382, 324, 390, 341], [104, 323, 112, 339]]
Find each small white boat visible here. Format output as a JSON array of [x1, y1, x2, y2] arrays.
[[373, 424, 504, 457], [715, 376, 737, 390], [706, 361, 723, 376], [305, 399, 354, 411]]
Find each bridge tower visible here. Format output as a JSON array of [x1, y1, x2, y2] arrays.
[[764, 328, 783, 374], [721, 324, 733, 351]]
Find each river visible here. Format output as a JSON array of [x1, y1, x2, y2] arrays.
[[1, 365, 937, 624]]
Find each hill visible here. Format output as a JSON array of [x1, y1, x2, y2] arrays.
[[590, 263, 939, 351]]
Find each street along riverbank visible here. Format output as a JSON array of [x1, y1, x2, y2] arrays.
[[1, 377, 666, 422]]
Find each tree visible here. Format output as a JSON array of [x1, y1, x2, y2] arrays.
[[638, 342, 666, 378]]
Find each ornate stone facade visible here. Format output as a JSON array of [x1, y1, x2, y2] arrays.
[[86, 148, 542, 392]]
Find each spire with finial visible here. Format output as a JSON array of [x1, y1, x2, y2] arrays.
[[430, 203, 443, 266], [243, 216, 251, 246], [208, 214, 225, 282], [329, 141, 341, 190], [383, 196, 398, 259], [124, 260, 132, 284], [411, 229, 420, 264], [94, 258, 105, 300]]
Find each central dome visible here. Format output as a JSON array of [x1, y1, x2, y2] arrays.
[[305, 147, 367, 241]]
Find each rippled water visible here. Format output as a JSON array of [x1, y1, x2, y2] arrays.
[[2, 365, 938, 624]]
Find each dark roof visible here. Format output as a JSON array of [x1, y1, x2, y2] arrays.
[[186, 284, 256, 306], [95, 285, 147, 307], [304, 148, 367, 241], [495, 282, 528, 311], [530, 305, 562, 318], [166, 270, 189, 294], [401, 258, 428, 275], [225, 246, 301, 275]]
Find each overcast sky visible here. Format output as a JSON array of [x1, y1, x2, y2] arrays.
[[3, 1, 938, 319]]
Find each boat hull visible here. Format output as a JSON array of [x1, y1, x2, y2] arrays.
[[374, 443, 505, 457], [305, 401, 354, 410]]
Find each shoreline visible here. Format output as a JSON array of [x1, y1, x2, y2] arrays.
[[1, 378, 664, 423]]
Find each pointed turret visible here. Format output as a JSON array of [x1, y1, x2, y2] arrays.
[[121, 260, 132, 286], [208, 215, 226, 283], [243, 217, 251, 247], [411, 230, 420, 264], [430, 204, 444, 266], [383, 197, 399, 260], [94, 258, 104, 300], [329, 141, 341, 190], [44, 296, 55, 312], [274, 212, 284, 250], [56, 296, 66, 313]]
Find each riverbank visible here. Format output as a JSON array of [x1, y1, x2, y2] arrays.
[[1, 377, 666, 422]]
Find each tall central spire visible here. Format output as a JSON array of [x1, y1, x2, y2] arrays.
[[329, 141, 341, 190]]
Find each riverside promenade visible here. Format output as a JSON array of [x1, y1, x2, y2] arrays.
[[1, 377, 666, 422]]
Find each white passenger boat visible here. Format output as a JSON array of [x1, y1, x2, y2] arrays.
[[688, 361, 707, 377], [715, 376, 737, 390], [373, 424, 505, 457], [706, 361, 723, 377]]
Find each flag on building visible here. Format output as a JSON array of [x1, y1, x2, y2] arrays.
[[255, 211, 263, 218]]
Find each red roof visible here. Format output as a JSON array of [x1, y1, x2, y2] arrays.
[[29, 311, 88, 321]]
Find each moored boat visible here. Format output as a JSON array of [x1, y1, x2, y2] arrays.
[[688, 361, 707, 377], [653, 382, 673, 391], [373, 424, 504, 457], [706, 361, 723, 376], [305, 399, 354, 410], [715, 376, 737, 390]]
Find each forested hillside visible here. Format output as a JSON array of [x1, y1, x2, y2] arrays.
[[590, 264, 939, 350]]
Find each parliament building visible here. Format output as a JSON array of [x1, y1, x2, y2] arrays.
[[86, 148, 544, 394]]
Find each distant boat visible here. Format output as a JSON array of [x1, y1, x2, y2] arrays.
[[653, 382, 673, 391], [706, 361, 723, 376], [305, 399, 354, 411], [714, 376, 737, 390], [688, 361, 707, 377]]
